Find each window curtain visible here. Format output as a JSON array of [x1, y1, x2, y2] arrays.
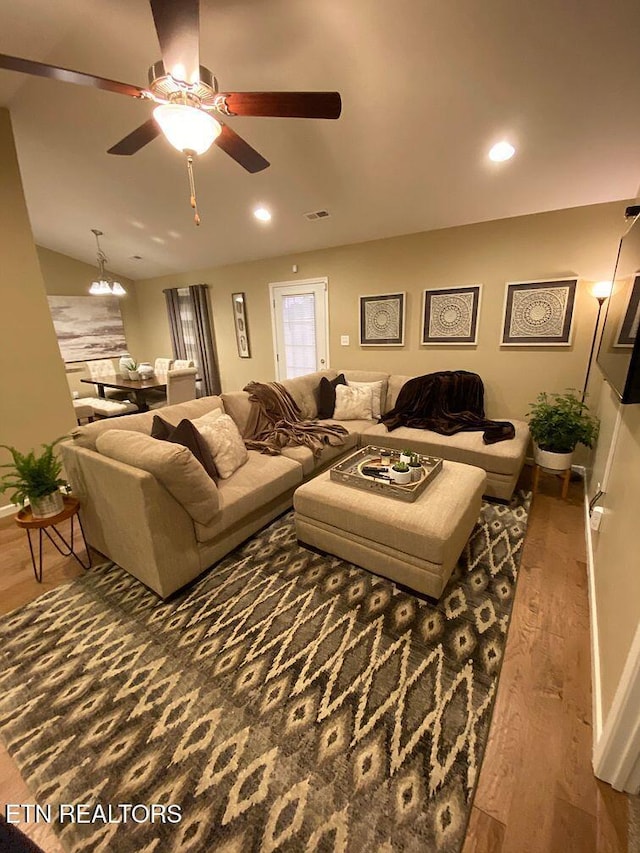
[[189, 284, 221, 396], [163, 288, 187, 360], [163, 285, 221, 396]]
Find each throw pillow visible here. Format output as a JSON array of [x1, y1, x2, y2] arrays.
[[190, 412, 248, 479], [333, 384, 374, 420], [346, 379, 384, 419], [151, 415, 219, 481], [317, 373, 346, 419]]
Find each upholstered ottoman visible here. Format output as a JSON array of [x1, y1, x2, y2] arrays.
[[294, 460, 486, 598]]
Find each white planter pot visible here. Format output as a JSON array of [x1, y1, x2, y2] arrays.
[[30, 491, 64, 518], [128, 370, 141, 380], [399, 453, 413, 466], [533, 443, 573, 472], [390, 468, 412, 484]]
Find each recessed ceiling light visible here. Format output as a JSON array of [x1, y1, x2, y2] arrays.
[[489, 141, 516, 162], [253, 206, 272, 222]]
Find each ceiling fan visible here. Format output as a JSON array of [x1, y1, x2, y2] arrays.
[[0, 0, 342, 223]]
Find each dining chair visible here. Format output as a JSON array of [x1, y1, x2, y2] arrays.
[[173, 359, 195, 369], [154, 357, 173, 373], [150, 368, 197, 409], [86, 359, 130, 400]]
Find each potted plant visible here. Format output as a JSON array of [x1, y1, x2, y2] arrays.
[[390, 460, 411, 484], [400, 448, 414, 465], [527, 390, 600, 471], [0, 438, 69, 518], [121, 357, 140, 380], [408, 453, 423, 481]]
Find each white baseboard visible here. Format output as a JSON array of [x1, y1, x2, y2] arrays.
[[581, 467, 603, 747], [0, 502, 17, 519]]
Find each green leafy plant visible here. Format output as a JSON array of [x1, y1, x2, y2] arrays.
[[527, 390, 600, 453], [0, 438, 69, 506], [392, 461, 410, 472], [122, 357, 138, 371]]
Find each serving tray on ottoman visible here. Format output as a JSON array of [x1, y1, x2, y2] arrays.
[[330, 444, 442, 502]]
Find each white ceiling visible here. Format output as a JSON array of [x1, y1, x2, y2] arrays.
[[1, 0, 640, 280]]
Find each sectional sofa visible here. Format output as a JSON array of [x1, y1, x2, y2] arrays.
[[62, 369, 529, 597]]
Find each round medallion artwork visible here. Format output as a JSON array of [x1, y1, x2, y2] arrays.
[[365, 300, 400, 340], [429, 293, 473, 338], [509, 287, 568, 338]]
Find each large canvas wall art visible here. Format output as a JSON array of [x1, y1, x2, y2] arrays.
[[48, 295, 128, 363], [501, 278, 577, 346]]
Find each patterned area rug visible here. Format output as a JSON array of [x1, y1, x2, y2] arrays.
[[0, 495, 530, 853]]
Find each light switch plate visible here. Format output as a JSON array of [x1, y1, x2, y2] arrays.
[[340, 335, 350, 346]]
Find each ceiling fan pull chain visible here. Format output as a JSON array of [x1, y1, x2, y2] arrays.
[[185, 152, 201, 226]]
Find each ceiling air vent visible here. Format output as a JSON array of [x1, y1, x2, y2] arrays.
[[304, 209, 330, 221]]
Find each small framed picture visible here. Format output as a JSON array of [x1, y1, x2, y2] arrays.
[[501, 278, 577, 346], [422, 284, 482, 345], [232, 292, 251, 358], [615, 274, 640, 347], [359, 292, 405, 346]]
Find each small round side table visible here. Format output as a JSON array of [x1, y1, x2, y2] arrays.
[[15, 495, 92, 582]]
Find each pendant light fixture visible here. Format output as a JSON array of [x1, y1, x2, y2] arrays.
[[89, 229, 126, 295]]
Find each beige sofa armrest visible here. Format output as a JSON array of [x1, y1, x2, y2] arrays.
[[96, 430, 219, 524], [61, 443, 201, 598]]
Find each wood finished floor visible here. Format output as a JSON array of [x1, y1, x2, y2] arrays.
[[0, 466, 629, 853]]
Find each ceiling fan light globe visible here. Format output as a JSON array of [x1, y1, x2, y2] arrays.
[[111, 282, 127, 296], [153, 103, 221, 155]]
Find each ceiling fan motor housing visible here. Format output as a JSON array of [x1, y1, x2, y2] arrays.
[[148, 61, 220, 108]]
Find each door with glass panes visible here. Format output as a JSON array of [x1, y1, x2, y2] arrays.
[[269, 278, 329, 379]]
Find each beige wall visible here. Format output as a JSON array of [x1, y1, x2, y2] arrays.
[[590, 379, 640, 724], [0, 108, 75, 460], [36, 246, 139, 398], [131, 201, 626, 419]]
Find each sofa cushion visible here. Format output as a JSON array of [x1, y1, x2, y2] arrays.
[[333, 384, 374, 420], [280, 370, 336, 419], [191, 412, 248, 479], [385, 375, 413, 412], [361, 419, 530, 476], [96, 430, 220, 524], [317, 373, 346, 419], [281, 430, 358, 476], [220, 391, 252, 436], [71, 395, 225, 450], [151, 416, 219, 481], [194, 451, 302, 542]]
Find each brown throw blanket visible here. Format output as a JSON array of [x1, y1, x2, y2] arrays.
[[380, 371, 515, 444], [243, 381, 348, 456]]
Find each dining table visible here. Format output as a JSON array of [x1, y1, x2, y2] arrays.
[[80, 373, 168, 413]]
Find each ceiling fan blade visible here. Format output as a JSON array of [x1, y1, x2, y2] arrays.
[[218, 91, 342, 120], [149, 0, 200, 84], [215, 122, 269, 173], [108, 119, 161, 155], [0, 53, 145, 98]]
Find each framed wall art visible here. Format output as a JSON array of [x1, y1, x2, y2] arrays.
[[232, 292, 251, 358], [615, 274, 640, 347], [421, 284, 482, 345], [359, 292, 405, 346], [47, 295, 127, 363], [501, 278, 577, 346]]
